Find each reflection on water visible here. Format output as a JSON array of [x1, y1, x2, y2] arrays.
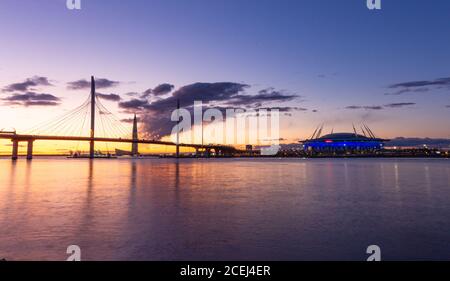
[[0, 158, 449, 260]]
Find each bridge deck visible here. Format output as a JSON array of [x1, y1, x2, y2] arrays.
[[0, 134, 238, 151]]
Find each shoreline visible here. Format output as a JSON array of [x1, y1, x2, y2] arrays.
[[0, 155, 448, 159]]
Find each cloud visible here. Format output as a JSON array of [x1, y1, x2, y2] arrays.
[[131, 82, 250, 138], [384, 87, 430, 96], [446, 105, 450, 108], [141, 89, 153, 98], [125, 92, 140, 97], [118, 98, 148, 110], [168, 82, 250, 107], [118, 82, 299, 139], [226, 88, 298, 106], [2, 76, 53, 92], [345, 105, 383, 110], [120, 117, 140, 123], [120, 83, 299, 113], [141, 83, 175, 98], [96, 92, 121, 102], [2, 91, 61, 106], [385, 76, 450, 95], [389, 77, 450, 88], [317, 72, 337, 79], [274, 106, 307, 112], [153, 83, 174, 96], [384, 102, 416, 108], [346, 103, 415, 110], [67, 78, 120, 90], [121, 82, 250, 114]]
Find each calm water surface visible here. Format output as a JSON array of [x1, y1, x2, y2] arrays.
[[0, 158, 449, 260]]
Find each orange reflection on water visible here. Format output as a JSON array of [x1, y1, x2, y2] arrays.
[[0, 158, 449, 260]]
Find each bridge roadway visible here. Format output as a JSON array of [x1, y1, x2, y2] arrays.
[[0, 133, 239, 160]]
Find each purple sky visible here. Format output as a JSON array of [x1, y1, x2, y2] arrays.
[[0, 0, 449, 144]]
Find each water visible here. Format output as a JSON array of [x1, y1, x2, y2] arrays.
[[0, 157, 449, 261]]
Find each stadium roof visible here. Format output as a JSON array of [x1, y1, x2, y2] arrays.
[[300, 124, 390, 143], [308, 132, 386, 142]]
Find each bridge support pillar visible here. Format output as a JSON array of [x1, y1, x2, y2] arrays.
[[26, 140, 34, 160], [12, 140, 19, 161]]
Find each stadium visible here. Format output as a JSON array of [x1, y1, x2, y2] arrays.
[[301, 124, 389, 155]]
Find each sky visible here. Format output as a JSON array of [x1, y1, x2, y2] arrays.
[[0, 0, 449, 154]]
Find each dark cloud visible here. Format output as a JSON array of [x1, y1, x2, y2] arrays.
[[2, 76, 53, 92], [272, 106, 307, 112], [67, 78, 120, 90], [174, 82, 250, 105], [118, 98, 148, 110], [141, 89, 153, 98], [385, 76, 450, 95], [136, 82, 250, 138], [385, 87, 429, 96], [238, 106, 301, 117], [446, 105, 450, 108], [153, 83, 174, 96], [345, 105, 383, 110], [346, 103, 416, 110], [277, 106, 304, 112], [227, 88, 298, 106], [125, 92, 140, 97], [118, 82, 298, 139], [96, 92, 121, 102], [2, 92, 61, 106], [317, 73, 337, 79], [384, 102, 416, 108], [135, 82, 250, 114], [141, 83, 175, 98], [121, 117, 141, 123], [389, 77, 450, 88]]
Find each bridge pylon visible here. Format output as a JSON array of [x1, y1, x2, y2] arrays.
[[12, 139, 19, 161], [89, 76, 96, 159], [131, 114, 138, 156], [26, 140, 34, 160]]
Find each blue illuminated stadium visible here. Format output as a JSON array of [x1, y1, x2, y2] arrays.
[[301, 125, 389, 155]]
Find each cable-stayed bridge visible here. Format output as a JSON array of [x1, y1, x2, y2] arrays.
[[0, 76, 238, 160]]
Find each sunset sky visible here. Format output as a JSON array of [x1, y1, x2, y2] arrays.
[[1, 0, 449, 154]]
